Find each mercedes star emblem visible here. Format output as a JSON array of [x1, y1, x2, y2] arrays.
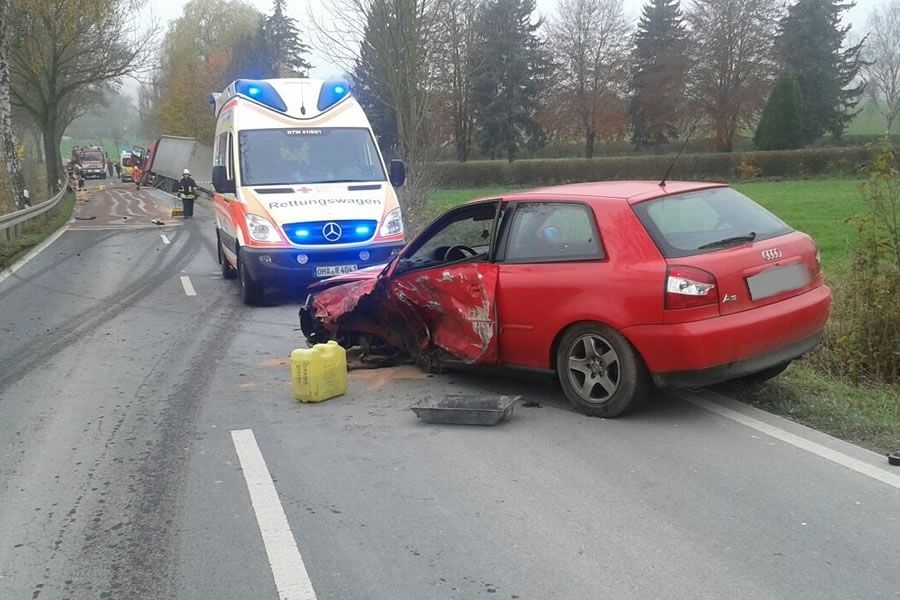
[[322, 222, 342, 242]]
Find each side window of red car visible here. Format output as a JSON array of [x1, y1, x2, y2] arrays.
[[503, 202, 604, 263]]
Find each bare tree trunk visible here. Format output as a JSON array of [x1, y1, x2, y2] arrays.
[[584, 129, 595, 158], [41, 118, 62, 192], [0, 0, 28, 209]]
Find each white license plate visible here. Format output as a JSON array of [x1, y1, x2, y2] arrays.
[[315, 264, 358, 277], [747, 263, 810, 300]]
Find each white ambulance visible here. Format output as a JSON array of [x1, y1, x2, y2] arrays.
[[209, 78, 406, 305]]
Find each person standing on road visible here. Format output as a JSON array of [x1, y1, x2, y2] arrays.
[[177, 168, 198, 219]]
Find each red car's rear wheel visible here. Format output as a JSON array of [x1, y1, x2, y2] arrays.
[[556, 323, 650, 418]]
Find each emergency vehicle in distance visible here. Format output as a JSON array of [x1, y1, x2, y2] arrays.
[[71, 145, 107, 179], [209, 78, 407, 305]]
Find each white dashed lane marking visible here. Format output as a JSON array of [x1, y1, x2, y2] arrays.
[[180, 275, 196, 297], [231, 429, 318, 600]]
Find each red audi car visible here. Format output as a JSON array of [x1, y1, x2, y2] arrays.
[[300, 181, 831, 417]]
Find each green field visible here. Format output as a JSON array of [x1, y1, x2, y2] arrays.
[[845, 103, 896, 136], [429, 179, 865, 271]]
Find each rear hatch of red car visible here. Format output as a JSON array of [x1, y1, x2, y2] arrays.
[[631, 186, 823, 318]]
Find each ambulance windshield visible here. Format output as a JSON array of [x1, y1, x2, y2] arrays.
[[239, 127, 386, 186]]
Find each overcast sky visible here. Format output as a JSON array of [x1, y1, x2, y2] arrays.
[[142, 0, 882, 80]]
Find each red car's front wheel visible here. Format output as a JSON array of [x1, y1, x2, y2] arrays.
[[556, 323, 650, 418]]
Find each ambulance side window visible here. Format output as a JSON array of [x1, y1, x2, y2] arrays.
[[227, 133, 236, 184], [215, 133, 228, 172]]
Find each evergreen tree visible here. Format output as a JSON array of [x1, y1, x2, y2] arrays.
[[628, 0, 689, 150], [265, 0, 312, 77], [351, 5, 398, 154], [754, 75, 805, 150], [777, 0, 866, 142], [229, 19, 277, 80], [471, 0, 547, 161]]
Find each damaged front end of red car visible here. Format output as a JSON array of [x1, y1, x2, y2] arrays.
[[299, 263, 499, 370]]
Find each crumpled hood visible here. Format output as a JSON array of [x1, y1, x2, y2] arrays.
[[307, 263, 386, 292]]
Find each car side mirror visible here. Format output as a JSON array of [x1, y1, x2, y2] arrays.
[[389, 159, 406, 187], [212, 165, 235, 194]]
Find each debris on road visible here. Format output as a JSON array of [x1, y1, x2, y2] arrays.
[[410, 394, 520, 426], [290, 341, 348, 403], [888, 451, 900, 466], [346, 341, 412, 370]]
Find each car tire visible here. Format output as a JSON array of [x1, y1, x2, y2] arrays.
[[238, 255, 264, 306], [217, 235, 238, 280], [735, 361, 791, 386], [556, 323, 650, 418]]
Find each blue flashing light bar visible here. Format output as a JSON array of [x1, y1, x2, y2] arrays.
[[317, 78, 352, 111], [235, 79, 287, 112], [355, 225, 371, 235]]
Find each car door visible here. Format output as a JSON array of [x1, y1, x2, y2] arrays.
[[384, 200, 503, 364], [495, 201, 607, 369]]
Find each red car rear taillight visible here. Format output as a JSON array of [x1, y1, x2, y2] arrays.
[[665, 266, 718, 309]]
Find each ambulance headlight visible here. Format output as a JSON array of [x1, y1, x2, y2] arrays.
[[380, 208, 403, 237], [245, 214, 282, 243]]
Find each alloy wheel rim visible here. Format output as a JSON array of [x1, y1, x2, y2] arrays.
[[566, 334, 621, 403]]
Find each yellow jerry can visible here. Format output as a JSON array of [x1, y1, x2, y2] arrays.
[[172, 206, 183, 217], [290, 341, 348, 403]]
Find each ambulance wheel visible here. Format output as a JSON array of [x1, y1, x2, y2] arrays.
[[238, 256, 264, 306], [217, 236, 238, 279]]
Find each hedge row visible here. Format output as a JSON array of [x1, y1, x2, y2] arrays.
[[436, 146, 886, 188]]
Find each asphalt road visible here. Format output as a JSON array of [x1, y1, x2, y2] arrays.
[[0, 182, 897, 600]]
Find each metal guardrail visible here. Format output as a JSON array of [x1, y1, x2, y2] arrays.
[[0, 186, 68, 242]]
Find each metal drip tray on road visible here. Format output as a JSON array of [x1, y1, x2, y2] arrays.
[[410, 394, 521, 426]]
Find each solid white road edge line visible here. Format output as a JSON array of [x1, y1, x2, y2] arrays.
[[231, 429, 318, 600], [179, 275, 197, 296], [674, 391, 900, 490], [0, 226, 68, 287], [160, 233, 170, 245]]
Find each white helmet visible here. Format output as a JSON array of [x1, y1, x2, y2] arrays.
[[183, 168, 190, 175]]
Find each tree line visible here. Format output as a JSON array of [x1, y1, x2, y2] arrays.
[[0, 0, 898, 213], [144, 0, 311, 144], [356, 0, 898, 163]]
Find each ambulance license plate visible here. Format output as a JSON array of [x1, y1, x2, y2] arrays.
[[315, 265, 358, 277]]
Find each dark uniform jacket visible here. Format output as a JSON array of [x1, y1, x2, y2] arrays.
[[177, 176, 198, 199]]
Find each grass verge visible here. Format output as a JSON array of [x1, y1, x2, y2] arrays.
[[0, 192, 75, 271], [717, 364, 899, 455]]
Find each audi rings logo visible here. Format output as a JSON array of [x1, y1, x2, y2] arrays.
[[322, 222, 342, 242], [762, 248, 782, 261]]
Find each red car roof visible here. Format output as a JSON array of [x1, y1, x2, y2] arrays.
[[494, 181, 728, 205]]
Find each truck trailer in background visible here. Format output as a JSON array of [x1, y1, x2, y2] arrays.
[[131, 136, 213, 193]]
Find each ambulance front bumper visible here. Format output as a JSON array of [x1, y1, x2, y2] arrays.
[[240, 242, 404, 286]]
